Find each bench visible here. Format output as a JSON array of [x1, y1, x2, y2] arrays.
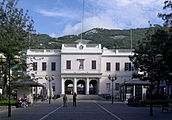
[[162, 103, 172, 112]]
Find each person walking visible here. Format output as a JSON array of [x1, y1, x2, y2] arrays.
[[73, 92, 77, 107], [63, 94, 67, 107], [71, 88, 73, 95]]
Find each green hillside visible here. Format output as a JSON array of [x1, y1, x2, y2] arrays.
[[30, 28, 148, 49]]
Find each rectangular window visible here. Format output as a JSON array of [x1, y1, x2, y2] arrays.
[[66, 60, 71, 69], [125, 63, 128, 71], [106, 62, 111, 71], [129, 63, 131, 71], [42, 62, 46, 71], [115, 83, 120, 90], [52, 83, 55, 91], [51, 62, 56, 71], [92, 60, 96, 69], [33, 62, 37, 71], [106, 83, 111, 93], [116, 62, 120, 71], [125, 63, 131, 71]]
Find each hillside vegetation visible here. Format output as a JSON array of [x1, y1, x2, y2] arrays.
[[30, 28, 148, 49]]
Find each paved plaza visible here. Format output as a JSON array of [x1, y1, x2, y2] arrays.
[[0, 97, 172, 120]]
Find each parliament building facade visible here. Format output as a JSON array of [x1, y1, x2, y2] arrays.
[[27, 43, 136, 99]]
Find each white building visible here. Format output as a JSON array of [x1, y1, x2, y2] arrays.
[[27, 43, 136, 98]]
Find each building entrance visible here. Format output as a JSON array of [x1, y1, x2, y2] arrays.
[[65, 80, 73, 95], [77, 80, 85, 95], [89, 80, 97, 94]]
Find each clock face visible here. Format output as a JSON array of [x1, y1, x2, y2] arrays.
[[79, 45, 84, 49]]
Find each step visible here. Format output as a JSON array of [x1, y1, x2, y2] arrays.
[[65, 95, 105, 100]]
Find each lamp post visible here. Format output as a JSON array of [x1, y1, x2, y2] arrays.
[[108, 74, 117, 104], [45, 75, 55, 104], [141, 54, 163, 116], [0, 55, 20, 117]]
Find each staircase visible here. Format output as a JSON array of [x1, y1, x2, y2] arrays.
[[66, 95, 105, 101]]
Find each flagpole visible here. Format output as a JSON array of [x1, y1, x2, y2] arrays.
[[130, 29, 132, 50], [81, 0, 85, 43]]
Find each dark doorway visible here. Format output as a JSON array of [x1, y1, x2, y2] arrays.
[[89, 80, 97, 94], [65, 80, 73, 95], [135, 85, 142, 100], [77, 80, 85, 95]]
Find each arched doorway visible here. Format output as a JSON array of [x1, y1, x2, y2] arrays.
[[65, 80, 73, 95], [89, 80, 97, 95], [77, 80, 85, 95]]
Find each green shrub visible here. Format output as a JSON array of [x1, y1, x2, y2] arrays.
[[0, 94, 9, 100], [0, 100, 17, 106]]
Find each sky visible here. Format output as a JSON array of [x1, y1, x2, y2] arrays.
[[15, 0, 165, 37]]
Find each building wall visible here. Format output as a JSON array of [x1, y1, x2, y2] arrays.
[[27, 50, 61, 95], [61, 43, 102, 74], [99, 48, 135, 96], [26, 44, 135, 96], [61, 54, 101, 74]]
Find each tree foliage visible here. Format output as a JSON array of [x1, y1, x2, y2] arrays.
[[158, 0, 172, 73], [0, 0, 35, 93], [0, 0, 34, 57], [131, 0, 172, 84], [130, 26, 168, 77], [158, 0, 172, 26]]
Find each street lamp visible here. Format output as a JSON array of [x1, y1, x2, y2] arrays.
[[0, 55, 20, 117], [0, 55, 7, 63], [108, 74, 117, 104], [0, 55, 6, 76], [45, 75, 55, 104], [141, 53, 163, 116]]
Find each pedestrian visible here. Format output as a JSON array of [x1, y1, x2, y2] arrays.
[[71, 88, 73, 95], [17, 96, 22, 107], [25, 96, 31, 106], [73, 92, 77, 107], [63, 94, 67, 107]]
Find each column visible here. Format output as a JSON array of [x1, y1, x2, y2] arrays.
[[35, 87, 38, 101], [142, 85, 144, 100], [133, 85, 135, 96], [98, 78, 101, 95], [86, 78, 89, 95], [73, 78, 77, 94], [124, 85, 126, 100], [61, 78, 65, 95], [170, 86, 172, 96]]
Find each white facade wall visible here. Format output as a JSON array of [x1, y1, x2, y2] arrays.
[[27, 50, 61, 95], [100, 48, 135, 96], [61, 54, 101, 74], [26, 43, 135, 96], [61, 43, 102, 74], [60, 43, 102, 95]]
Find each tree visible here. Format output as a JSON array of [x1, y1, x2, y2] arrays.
[[158, 0, 172, 73], [158, 1, 172, 97], [130, 22, 169, 98], [0, 0, 35, 95], [0, 0, 34, 56], [158, 0, 172, 27], [131, 1, 172, 98]]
